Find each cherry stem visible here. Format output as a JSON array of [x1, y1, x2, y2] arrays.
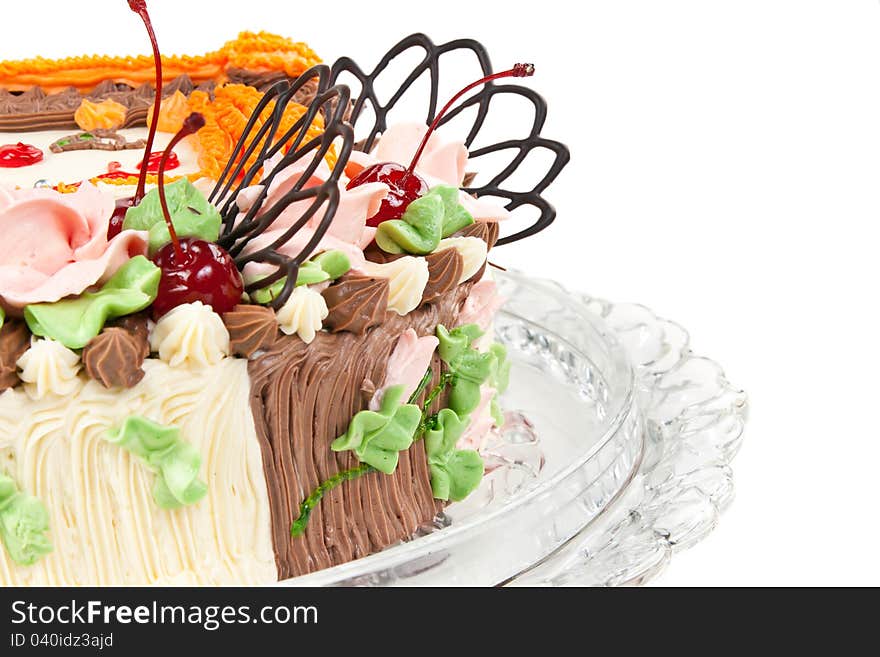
[[157, 113, 205, 262], [129, 0, 162, 204], [405, 63, 535, 178]]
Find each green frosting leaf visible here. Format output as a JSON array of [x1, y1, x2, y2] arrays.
[[0, 307, 4, 331], [331, 385, 421, 475], [375, 185, 473, 255], [24, 256, 160, 350], [437, 323, 483, 364], [489, 343, 511, 394], [251, 250, 351, 305], [436, 323, 495, 416], [0, 473, 52, 566], [491, 395, 505, 428], [106, 416, 208, 510], [433, 185, 475, 237], [425, 409, 484, 501], [122, 178, 222, 255], [448, 349, 496, 416]]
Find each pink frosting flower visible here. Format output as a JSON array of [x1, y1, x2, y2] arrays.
[[0, 183, 148, 309], [370, 329, 439, 410]]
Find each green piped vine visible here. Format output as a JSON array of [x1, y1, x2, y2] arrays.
[[291, 324, 509, 537]]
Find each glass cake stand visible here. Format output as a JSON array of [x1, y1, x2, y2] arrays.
[[282, 270, 748, 587]]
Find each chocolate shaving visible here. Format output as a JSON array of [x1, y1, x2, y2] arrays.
[[321, 275, 389, 334], [0, 321, 30, 392], [421, 248, 464, 305], [223, 305, 279, 358], [454, 219, 500, 250], [462, 171, 478, 187], [82, 328, 146, 389]]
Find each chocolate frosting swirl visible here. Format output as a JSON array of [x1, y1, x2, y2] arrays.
[[108, 313, 151, 360], [455, 219, 500, 250], [421, 248, 464, 304], [82, 327, 147, 389], [223, 305, 279, 358], [362, 242, 404, 264], [322, 276, 390, 334], [0, 320, 30, 392]]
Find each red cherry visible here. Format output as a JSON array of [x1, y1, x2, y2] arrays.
[[151, 237, 243, 319], [346, 63, 535, 226], [347, 162, 428, 226], [107, 196, 135, 239]]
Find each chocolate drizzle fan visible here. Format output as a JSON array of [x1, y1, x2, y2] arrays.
[[212, 65, 353, 309], [208, 35, 567, 308], [329, 33, 570, 245]]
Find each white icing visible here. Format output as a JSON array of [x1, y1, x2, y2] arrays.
[[150, 302, 230, 368], [435, 236, 488, 284], [16, 338, 81, 400], [0, 358, 276, 585], [359, 256, 429, 315], [0, 127, 202, 195], [275, 285, 328, 344]]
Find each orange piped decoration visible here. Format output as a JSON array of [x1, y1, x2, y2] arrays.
[[147, 90, 189, 134], [0, 32, 321, 94], [74, 98, 128, 131], [186, 84, 335, 183]]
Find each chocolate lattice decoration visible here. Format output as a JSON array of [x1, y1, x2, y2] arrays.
[[330, 33, 571, 245], [213, 65, 353, 309]]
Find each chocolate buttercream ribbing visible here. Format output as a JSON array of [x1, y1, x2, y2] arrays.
[[0, 320, 30, 392], [248, 284, 471, 580], [0, 75, 213, 132]]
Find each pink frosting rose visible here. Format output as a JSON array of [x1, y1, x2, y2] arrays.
[[0, 183, 148, 309], [370, 329, 439, 410]]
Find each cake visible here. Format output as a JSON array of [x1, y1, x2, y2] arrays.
[[0, 2, 568, 585]]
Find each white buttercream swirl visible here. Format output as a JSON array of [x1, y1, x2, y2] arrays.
[[435, 236, 488, 284], [16, 338, 82, 400], [359, 256, 429, 315], [0, 358, 276, 585], [150, 302, 230, 368], [275, 285, 328, 344]]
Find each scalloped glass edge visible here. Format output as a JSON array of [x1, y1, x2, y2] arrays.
[[278, 271, 748, 587], [508, 287, 749, 586]]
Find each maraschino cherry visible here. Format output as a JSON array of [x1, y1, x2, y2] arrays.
[[347, 63, 536, 227], [150, 114, 243, 319], [108, 0, 165, 239]]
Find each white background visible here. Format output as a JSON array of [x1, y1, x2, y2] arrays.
[[2, 0, 878, 585]]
